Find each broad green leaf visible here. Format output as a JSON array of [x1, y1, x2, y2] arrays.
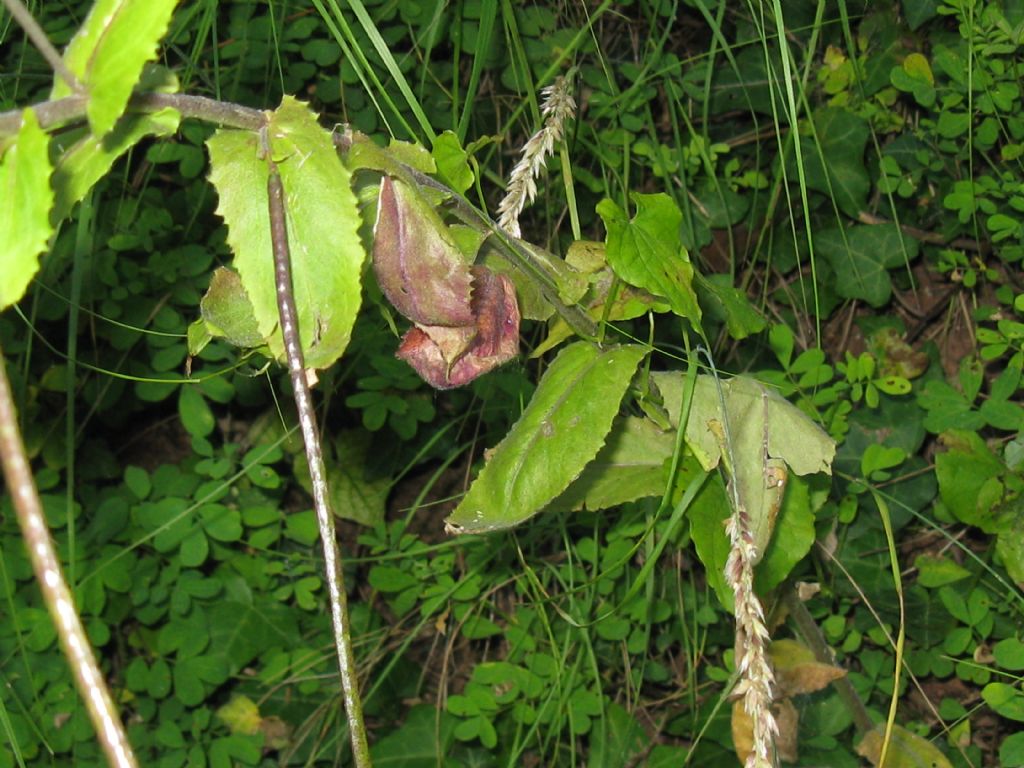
[[369, 704, 457, 766], [686, 473, 733, 608], [446, 342, 648, 533], [694, 272, 766, 340], [51, 109, 179, 223], [207, 96, 365, 370], [935, 430, 1007, 532], [0, 109, 53, 310], [983, 681, 1024, 721], [432, 130, 474, 193], [914, 555, 970, 587], [295, 430, 388, 526], [817, 224, 917, 307], [53, 0, 180, 136], [178, 386, 215, 438], [654, 372, 835, 561], [856, 724, 953, 768], [550, 416, 677, 511], [596, 193, 702, 325], [796, 108, 870, 218]]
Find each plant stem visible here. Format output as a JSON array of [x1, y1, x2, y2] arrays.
[[1, 0, 82, 92], [781, 586, 873, 734], [262, 130, 372, 767], [0, 347, 139, 768]]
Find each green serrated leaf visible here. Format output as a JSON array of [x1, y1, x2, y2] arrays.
[[207, 96, 365, 370], [446, 342, 648, 533], [0, 109, 54, 310], [53, 0, 180, 136], [596, 194, 702, 325], [550, 416, 677, 511], [817, 224, 918, 307], [51, 106, 179, 221]]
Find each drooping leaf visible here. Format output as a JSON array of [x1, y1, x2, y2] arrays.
[[596, 193, 702, 325], [654, 372, 835, 561], [856, 723, 954, 768], [816, 224, 918, 307], [373, 175, 520, 388], [446, 342, 648, 533], [198, 268, 265, 349], [0, 109, 53, 310], [395, 266, 520, 389], [207, 96, 365, 370], [755, 474, 818, 590], [52, 0, 180, 137], [685, 472, 733, 608], [373, 175, 475, 327], [769, 638, 847, 697]]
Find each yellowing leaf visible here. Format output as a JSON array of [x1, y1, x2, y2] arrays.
[[216, 694, 261, 735], [770, 638, 847, 697], [857, 724, 953, 768], [902, 53, 934, 85], [732, 697, 799, 766]]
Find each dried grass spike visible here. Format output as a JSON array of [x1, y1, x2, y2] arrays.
[[496, 74, 576, 238]]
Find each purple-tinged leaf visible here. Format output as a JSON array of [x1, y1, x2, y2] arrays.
[[397, 268, 520, 389], [373, 176, 474, 327]]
